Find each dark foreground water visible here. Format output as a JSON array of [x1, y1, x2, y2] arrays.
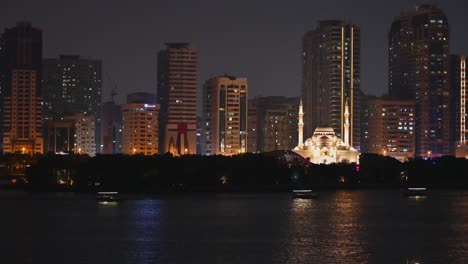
[[1, 190, 467, 264]]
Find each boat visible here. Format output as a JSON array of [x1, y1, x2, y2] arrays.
[[401, 187, 427, 197], [96, 191, 119, 202], [292, 189, 318, 199]]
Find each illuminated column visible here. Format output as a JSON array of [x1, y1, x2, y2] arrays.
[[298, 98, 304, 148], [344, 99, 350, 147], [461, 56, 466, 144]]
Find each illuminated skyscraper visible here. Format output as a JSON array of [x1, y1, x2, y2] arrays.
[[202, 76, 247, 155], [450, 55, 468, 157], [121, 93, 159, 155], [0, 22, 43, 154], [157, 43, 197, 155], [389, 5, 450, 157], [302, 20, 361, 149]]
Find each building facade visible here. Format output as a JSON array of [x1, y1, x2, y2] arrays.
[[247, 96, 299, 153], [45, 119, 76, 154], [364, 98, 416, 161], [101, 101, 122, 154], [44, 113, 96, 156], [389, 5, 451, 157], [73, 114, 96, 156], [0, 22, 43, 154], [302, 20, 361, 149], [121, 93, 159, 155], [157, 43, 197, 155], [202, 76, 247, 155], [43, 55, 102, 152], [247, 99, 258, 152]]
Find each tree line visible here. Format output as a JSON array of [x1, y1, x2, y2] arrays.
[[1, 152, 467, 193]]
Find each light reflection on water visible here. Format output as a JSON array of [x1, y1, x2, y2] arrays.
[[1, 191, 468, 263], [284, 191, 370, 263], [123, 199, 165, 263]]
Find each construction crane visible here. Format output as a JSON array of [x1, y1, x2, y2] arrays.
[[105, 72, 118, 103]]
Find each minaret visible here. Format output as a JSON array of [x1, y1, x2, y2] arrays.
[[298, 98, 304, 149], [344, 99, 350, 147]]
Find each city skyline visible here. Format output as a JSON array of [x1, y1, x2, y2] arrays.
[[2, 2, 468, 262], [2, 1, 468, 107]]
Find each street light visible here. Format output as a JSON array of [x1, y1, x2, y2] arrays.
[[22, 147, 25, 154], [133, 148, 137, 154]]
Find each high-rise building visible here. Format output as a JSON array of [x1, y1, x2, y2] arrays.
[[450, 55, 468, 157], [202, 76, 247, 155], [247, 99, 258, 153], [364, 98, 416, 161], [101, 101, 122, 154], [0, 22, 43, 154], [302, 20, 361, 150], [73, 113, 96, 156], [157, 43, 197, 155], [43, 55, 102, 152], [121, 93, 159, 155], [247, 96, 299, 153], [389, 5, 450, 157], [43, 55, 102, 121]]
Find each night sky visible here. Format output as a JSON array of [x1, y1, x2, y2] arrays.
[[2, 0, 468, 107]]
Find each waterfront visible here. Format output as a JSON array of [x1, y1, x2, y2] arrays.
[[1, 190, 467, 263]]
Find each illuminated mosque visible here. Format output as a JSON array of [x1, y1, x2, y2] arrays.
[[293, 99, 359, 164]]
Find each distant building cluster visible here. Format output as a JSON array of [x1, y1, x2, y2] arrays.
[[0, 4, 467, 160]]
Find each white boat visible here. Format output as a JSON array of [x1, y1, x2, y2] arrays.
[[292, 189, 319, 199], [96, 191, 119, 202], [402, 187, 427, 197]]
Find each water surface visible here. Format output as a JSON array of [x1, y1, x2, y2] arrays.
[[1, 190, 467, 263]]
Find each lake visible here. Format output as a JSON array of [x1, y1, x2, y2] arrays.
[[1, 190, 467, 263]]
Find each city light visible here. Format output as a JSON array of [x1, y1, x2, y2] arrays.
[[1, 5, 468, 262]]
